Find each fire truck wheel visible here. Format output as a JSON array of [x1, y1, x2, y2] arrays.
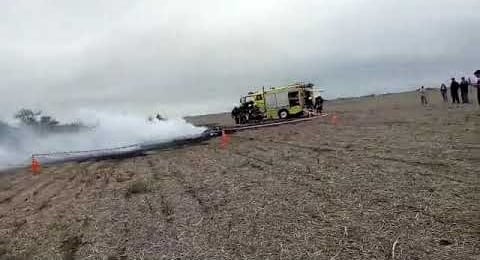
[[278, 109, 289, 119]]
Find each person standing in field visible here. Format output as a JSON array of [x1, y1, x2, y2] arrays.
[[476, 80, 480, 105], [315, 95, 324, 114], [460, 77, 469, 103], [450, 78, 460, 104], [231, 106, 240, 124], [474, 70, 480, 105], [418, 86, 428, 106], [440, 83, 448, 102]]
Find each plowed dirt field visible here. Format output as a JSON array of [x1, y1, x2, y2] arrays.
[[1, 91, 479, 259]]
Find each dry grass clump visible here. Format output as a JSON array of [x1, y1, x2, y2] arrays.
[[125, 178, 151, 198]]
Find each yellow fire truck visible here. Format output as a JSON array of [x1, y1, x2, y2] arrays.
[[235, 82, 317, 123]]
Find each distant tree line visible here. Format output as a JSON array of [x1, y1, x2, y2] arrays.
[[12, 108, 87, 133], [14, 109, 58, 127]]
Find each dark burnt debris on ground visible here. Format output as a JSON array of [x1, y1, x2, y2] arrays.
[[0, 91, 479, 259]]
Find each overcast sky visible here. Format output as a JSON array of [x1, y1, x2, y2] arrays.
[[1, 0, 479, 120]]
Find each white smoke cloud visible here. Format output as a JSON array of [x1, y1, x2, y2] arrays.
[[0, 111, 205, 169]]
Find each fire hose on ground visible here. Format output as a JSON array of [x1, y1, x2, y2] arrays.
[[26, 114, 330, 173]]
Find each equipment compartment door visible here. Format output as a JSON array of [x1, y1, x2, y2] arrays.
[[276, 92, 289, 108], [265, 93, 277, 108]]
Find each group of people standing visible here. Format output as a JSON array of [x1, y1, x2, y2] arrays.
[[231, 101, 263, 124], [420, 70, 480, 106], [442, 77, 474, 104]]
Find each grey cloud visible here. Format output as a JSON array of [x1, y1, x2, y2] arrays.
[[1, 0, 479, 120]]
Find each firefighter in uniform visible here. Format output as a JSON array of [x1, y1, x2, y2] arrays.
[[231, 106, 240, 124], [315, 96, 324, 114]]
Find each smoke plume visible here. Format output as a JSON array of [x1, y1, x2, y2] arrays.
[[0, 111, 205, 169]]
